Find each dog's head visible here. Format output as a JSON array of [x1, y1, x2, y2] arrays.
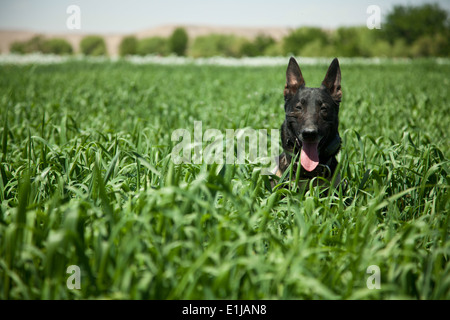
[[282, 57, 342, 172]]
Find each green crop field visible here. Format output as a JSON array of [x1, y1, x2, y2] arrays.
[[0, 58, 449, 299]]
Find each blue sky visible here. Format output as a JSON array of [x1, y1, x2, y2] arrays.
[[0, 0, 449, 33]]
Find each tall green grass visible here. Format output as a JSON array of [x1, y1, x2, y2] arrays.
[[0, 59, 448, 299]]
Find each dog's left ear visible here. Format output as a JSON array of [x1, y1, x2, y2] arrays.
[[284, 57, 305, 99], [321, 58, 342, 103]]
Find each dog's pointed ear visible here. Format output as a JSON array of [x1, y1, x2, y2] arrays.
[[321, 58, 342, 103], [284, 57, 305, 99]]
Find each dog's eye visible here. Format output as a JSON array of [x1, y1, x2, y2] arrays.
[[296, 98, 306, 110]]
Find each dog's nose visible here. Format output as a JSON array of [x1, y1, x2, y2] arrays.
[[301, 128, 319, 141]]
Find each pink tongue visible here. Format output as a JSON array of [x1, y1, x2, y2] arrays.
[[301, 142, 319, 172]]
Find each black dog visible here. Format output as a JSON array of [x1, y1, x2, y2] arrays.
[[272, 57, 342, 186]]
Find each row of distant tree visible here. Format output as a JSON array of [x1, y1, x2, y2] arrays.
[[10, 4, 450, 58]]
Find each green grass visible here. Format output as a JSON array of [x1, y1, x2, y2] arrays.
[[0, 59, 449, 299]]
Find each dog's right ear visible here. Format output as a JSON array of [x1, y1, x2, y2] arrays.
[[284, 57, 305, 99], [321, 58, 342, 103]]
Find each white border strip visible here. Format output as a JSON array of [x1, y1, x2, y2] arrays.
[[0, 53, 448, 66]]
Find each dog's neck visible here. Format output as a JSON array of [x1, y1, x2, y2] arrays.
[[319, 133, 341, 163]]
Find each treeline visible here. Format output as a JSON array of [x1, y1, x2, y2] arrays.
[[10, 35, 107, 56], [10, 3, 450, 58]]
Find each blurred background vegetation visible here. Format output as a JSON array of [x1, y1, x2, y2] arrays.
[[10, 35, 73, 55], [79, 35, 107, 56], [9, 3, 450, 58]]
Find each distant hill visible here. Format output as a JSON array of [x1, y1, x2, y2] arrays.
[[0, 24, 293, 56], [135, 24, 291, 40]]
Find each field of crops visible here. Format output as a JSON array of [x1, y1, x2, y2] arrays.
[[0, 57, 449, 299]]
